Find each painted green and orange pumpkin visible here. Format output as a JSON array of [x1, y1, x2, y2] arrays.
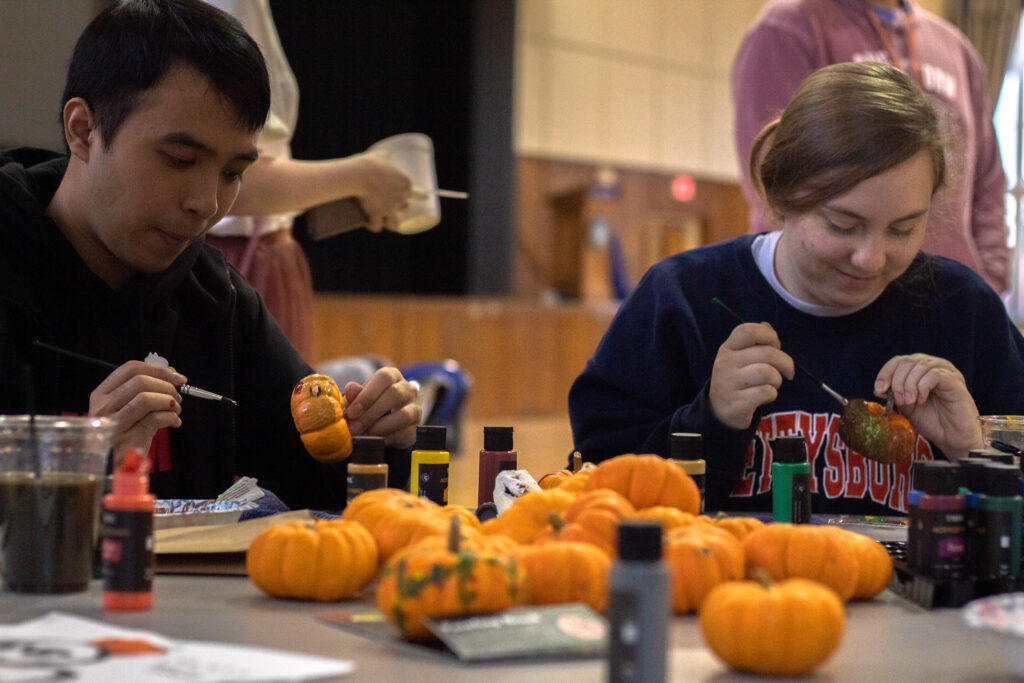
[[375, 517, 527, 639], [290, 373, 352, 463], [837, 390, 915, 464]]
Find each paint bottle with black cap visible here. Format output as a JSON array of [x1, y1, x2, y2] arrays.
[[608, 520, 667, 683], [771, 435, 811, 523]]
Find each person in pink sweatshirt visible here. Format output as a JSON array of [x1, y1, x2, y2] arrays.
[[732, 0, 1010, 293]]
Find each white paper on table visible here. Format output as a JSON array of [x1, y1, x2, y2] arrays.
[[0, 612, 354, 682]]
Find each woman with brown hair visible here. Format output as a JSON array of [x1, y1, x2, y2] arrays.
[[569, 62, 1024, 515]]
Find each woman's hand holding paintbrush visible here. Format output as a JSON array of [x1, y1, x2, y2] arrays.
[[708, 302, 796, 429]]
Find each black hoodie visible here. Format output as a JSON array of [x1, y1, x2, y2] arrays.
[[0, 147, 351, 509]]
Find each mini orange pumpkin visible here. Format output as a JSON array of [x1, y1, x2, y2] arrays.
[[700, 574, 845, 676], [480, 488, 575, 544], [343, 489, 438, 548], [537, 469, 572, 490], [665, 524, 745, 614], [536, 489, 636, 555], [556, 466, 596, 495], [712, 514, 765, 541], [515, 541, 610, 611], [844, 529, 893, 600], [290, 373, 352, 463], [246, 518, 377, 601], [631, 506, 707, 531], [538, 451, 589, 489], [367, 501, 454, 565], [342, 488, 418, 526], [375, 517, 527, 639], [442, 504, 482, 530], [583, 454, 700, 513], [742, 523, 859, 601]]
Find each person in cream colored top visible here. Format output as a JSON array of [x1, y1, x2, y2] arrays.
[[205, 0, 412, 360]]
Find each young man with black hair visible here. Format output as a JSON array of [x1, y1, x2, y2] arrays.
[[0, 0, 419, 509]]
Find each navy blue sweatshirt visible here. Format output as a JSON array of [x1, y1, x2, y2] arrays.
[[569, 234, 1024, 515]]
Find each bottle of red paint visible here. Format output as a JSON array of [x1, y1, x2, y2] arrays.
[[477, 426, 517, 506], [101, 448, 155, 610]]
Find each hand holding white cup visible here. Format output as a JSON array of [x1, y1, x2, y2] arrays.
[[368, 133, 467, 234]]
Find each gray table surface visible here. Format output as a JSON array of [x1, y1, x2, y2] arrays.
[[0, 576, 1020, 682]]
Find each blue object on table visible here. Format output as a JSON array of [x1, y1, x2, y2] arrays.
[[399, 359, 473, 454], [237, 487, 341, 520], [239, 487, 290, 521]]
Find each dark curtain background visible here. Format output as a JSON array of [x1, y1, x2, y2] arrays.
[[269, 0, 494, 295]]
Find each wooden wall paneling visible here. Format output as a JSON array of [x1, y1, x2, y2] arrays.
[[311, 295, 617, 420], [515, 156, 751, 300]]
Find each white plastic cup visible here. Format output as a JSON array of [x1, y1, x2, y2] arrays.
[[368, 133, 441, 234]]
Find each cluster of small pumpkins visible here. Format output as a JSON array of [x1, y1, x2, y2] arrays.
[[245, 453, 893, 677]]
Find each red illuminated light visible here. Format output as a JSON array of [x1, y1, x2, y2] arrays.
[[672, 174, 696, 202]]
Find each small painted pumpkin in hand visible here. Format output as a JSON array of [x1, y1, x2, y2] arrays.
[[837, 389, 915, 464], [290, 373, 353, 463]]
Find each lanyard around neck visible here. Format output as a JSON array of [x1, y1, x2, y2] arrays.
[[862, 2, 922, 84]]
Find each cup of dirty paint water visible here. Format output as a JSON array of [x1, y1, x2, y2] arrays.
[[0, 415, 116, 593]]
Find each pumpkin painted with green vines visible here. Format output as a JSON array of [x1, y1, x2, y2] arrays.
[[375, 517, 527, 639]]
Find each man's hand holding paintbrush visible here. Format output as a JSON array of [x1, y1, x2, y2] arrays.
[[34, 341, 235, 463], [88, 358, 189, 462]]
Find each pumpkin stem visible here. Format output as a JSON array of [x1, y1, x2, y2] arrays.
[[714, 511, 729, 521], [547, 511, 566, 533], [884, 387, 895, 416], [572, 451, 582, 473], [751, 568, 774, 590], [448, 513, 462, 553]]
